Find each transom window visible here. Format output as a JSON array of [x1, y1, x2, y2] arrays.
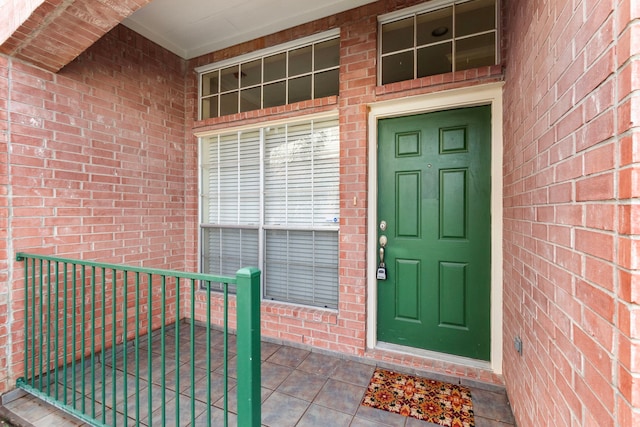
[[198, 32, 340, 120], [379, 0, 498, 85], [200, 116, 340, 309]]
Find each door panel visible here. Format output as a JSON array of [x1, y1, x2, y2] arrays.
[[397, 172, 421, 237], [396, 259, 420, 320], [377, 105, 491, 361], [439, 261, 467, 327]]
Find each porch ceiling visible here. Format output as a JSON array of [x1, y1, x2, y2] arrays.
[[0, 0, 152, 73], [121, 0, 377, 60], [0, 0, 376, 72]]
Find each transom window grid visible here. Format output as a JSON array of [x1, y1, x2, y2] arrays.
[[200, 117, 340, 309], [379, 0, 498, 86], [200, 37, 340, 120]]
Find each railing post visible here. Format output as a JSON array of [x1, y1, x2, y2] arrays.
[[235, 267, 261, 427]]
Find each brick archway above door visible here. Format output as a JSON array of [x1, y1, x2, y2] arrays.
[[0, 0, 151, 72]]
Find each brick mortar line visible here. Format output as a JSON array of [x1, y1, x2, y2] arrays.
[[4, 57, 16, 393], [10, 0, 76, 59]]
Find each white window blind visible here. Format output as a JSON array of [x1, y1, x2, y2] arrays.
[[200, 117, 339, 308], [264, 119, 340, 226], [264, 230, 339, 308], [202, 130, 261, 225], [202, 227, 259, 292]]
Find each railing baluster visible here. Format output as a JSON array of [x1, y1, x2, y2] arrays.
[[222, 279, 227, 427], [15, 253, 259, 427], [190, 278, 195, 427], [30, 258, 35, 389], [236, 267, 262, 427], [45, 260, 51, 396], [100, 267, 106, 425], [122, 271, 128, 424], [147, 273, 153, 427], [134, 271, 140, 426], [71, 262, 76, 409], [63, 262, 68, 406], [90, 266, 96, 418], [54, 261, 59, 401], [111, 268, 117, 427], [37, 259, 43, 391], [22, 257, 28, 388], [160, 274, 166, 427], [174, 277, 180, 427], [80, 265, 86, 414], [208, 280, 213, 427]]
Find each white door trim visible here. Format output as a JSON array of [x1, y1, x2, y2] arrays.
[[366, 82, 504, 374]]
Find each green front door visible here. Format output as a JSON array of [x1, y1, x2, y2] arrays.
[[376, 106, 491, 361]]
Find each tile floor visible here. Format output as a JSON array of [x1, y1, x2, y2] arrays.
[[0, 325, 515, 426]]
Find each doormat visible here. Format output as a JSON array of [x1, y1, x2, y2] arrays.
[[361, 368, 475, 427]]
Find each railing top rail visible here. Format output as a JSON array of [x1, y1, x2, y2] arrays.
[[15, 252, 237, 284]]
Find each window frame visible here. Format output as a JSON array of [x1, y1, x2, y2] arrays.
[[197, 113, 341, 309], [377, 0, 500, 86], [196, 29, 340, 120]]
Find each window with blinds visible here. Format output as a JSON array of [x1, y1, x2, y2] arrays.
[[200, 117, 340, 309]]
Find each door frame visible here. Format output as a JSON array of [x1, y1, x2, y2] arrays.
[[366, 82, 504, 374]]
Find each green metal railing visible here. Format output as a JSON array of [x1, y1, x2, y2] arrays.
[[15, 252, 261, 427]]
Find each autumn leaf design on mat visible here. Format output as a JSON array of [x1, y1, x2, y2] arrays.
[[361, 368, 475, 427]]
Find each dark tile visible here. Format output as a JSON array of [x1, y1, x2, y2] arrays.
[[460, 378, 508, 393], [8, 397, 61, 424], [313, 378, 367, 415], [261, 341, 282, 360], [194, 406, 238, 427], [96, 409, 141, 427], [267, 346, 310, 368], [72, 394, 103, 418], [163, 364, 208, 392], [261, 361, 294, 390], [297, 404, 352, 427], [261, 391, 309, 427], [297, 352, 341, 377], [405, 416, 442, 426], [97, 373, 147, 407], [148, 393, 207, 427], [469, 388, 515, 424], [330, 360, 376, 387], [350, 417, 397, 427], [356, 404, 408, 426], [5, 327, 519, 427], [213, 384, 272, 414], [3, 394, 38, 410], [277, 369, 327, 401], [122, 383, 174, 422], [188, 346, 228, 372], [213, 354, 237, 378], [222, 333, 238, 354], [206, 333, 237, 353], [473, 416, 516, 427], [190, 371, 237, 405], [0, 388, 29, 405]]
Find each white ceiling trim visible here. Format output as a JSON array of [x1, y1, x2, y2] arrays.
[[194, 29, 340, 74], [122, 0, 376, 60]]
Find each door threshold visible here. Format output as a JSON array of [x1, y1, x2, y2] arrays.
[[376, 341, 493, 371]]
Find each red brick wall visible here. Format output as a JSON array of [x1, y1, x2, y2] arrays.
[[0, 0, 153, 73], [188, 0, 503, 383], [503, 1, 640, 426], [0, 55, 9, 390], [0, 25, 189, 392]]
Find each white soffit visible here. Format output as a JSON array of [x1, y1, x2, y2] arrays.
[[122, 0, 376, 59]]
